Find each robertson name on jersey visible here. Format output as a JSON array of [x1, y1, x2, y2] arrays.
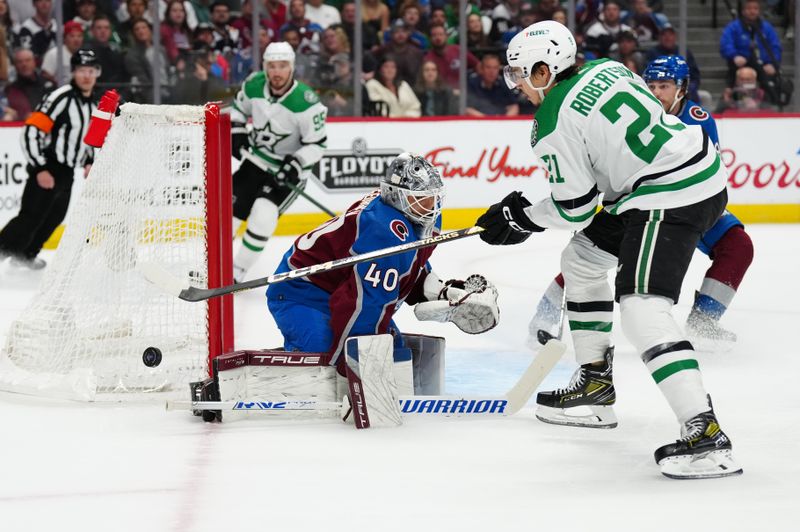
[[525, 59, 727, 230]]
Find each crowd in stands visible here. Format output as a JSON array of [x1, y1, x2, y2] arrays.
[[0, 0, 796, 122]]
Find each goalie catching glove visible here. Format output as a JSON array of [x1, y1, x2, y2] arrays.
[[414, 274, 499, 334]]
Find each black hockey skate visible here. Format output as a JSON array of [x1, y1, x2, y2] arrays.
[[535, 346, 617, 429], [655, 410, 742, 479]]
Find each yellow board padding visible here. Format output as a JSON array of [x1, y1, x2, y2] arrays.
[[41, 204, 800, 250]]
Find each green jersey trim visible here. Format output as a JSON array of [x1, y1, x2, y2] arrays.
[[280, 81, 320, 113], [552, 196, 597, 222], [608, 153, 722, 214], [252, 147, 282, 167], [243, 72, 267, 100], [535, 59, 611, 141]]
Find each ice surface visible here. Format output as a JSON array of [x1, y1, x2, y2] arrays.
[[1, 225, 798, 531]]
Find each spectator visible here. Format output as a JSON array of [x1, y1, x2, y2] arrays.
[[551, 7, 567, 26], [208, 1, 239, 53], [365, 57, 420, 117], [536, 0, 561, 20], [716, 65, 773, 113], [73, 0, 98, 33], [118, 0, 150, 48], [390, 1, 428, 50], [424, 23, 478, 90], [161, 0, 194, 64], [319, 25, 350, 64], [124, 18, 170, 103], [0, 0, 12, 35], [647, 25, 700, 102], [720, 0, 782, 94], [584, 0, 632, 57], [609, 30, 646, 74], [341, 1, 380, 52], [375, 19, 423, 86], [305, 0, 341, 30], [501, 4, 539, 45], [171, 45, 226, 104], [466, 53, 518, 116], [5, 48, 53, 121], [362, 0, 390, 41], [230, 26, 273, 83], [429, 7, 457, 43], [160, 1, 200, 31], [318, 53, 355, 116], [280, 0, 323, 54], [12, 0, 57, 62], [466, 12, 493, 55], [491, 0, 522, 43], [41, 21, 84, 84], [230, 0, 269, 51], [622, 0, 669, 48], [414, 59, 457, 116], [8, 0, 35, 26], [264, 0, 288, 37], [85, 15, 129, 85], [0, 0, 10, 84]]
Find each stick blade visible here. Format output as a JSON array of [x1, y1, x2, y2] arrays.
[[139, 262, 190, 298], [505, 339, 566, 414]]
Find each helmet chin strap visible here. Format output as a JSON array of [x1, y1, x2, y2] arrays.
[[667, 86, 685, 114], [525, 70, 556, 101]]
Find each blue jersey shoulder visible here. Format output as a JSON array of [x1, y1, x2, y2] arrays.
[[679, 100, 719, 146], [355, 196, 417, 249]]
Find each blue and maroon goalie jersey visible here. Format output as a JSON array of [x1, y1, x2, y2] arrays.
[[267, 191, 442, 363]]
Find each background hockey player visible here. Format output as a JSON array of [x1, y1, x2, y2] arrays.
[[528, 55, 754, 345], [475, 21, 741, 479], [0, 49, 100, 270], [229, 41, 328, 282], [266, 153, 500, 377]]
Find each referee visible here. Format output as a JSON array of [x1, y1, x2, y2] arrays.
[[0, 49, 100, 270]]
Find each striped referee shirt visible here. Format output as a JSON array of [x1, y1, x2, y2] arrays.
[[22, 82, 97, 172]]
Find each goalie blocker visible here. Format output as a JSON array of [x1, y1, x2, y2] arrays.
[[191, 333, 446, 423]]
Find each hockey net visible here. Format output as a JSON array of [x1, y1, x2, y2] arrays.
[[0, 103, 234, 400]]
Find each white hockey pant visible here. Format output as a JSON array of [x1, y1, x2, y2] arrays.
[[561, 232, 617, 365], [234, 198, 279, 275]]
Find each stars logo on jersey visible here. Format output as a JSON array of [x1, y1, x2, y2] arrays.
[[390, 219, 409, 241], [689, 106, 709, 121], [530, 119, 539, 148], [252, 121, 290, 151]]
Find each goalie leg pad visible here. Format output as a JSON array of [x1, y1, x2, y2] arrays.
[[402, 333, 445, 395], [345, 335, 402, 429]]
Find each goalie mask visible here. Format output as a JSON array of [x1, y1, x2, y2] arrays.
[[380, 153, 444, 237]]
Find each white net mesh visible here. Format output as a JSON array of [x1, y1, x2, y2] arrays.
[[0, 104, 215, 400]]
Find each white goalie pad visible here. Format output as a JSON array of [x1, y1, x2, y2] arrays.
[[345, 335, 402, 429], [402, 333, 445, 395], [215, 350, 338, 422], [413, 275, 499, 334]]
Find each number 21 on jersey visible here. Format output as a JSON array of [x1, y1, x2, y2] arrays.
[[541, 153, 566, 183]]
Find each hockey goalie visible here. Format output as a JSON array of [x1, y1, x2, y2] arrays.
[[195, 153, 501, 427]]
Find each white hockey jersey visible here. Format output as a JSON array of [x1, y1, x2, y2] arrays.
[[230, 73, 328, 173], [523, 59, 727, 230]]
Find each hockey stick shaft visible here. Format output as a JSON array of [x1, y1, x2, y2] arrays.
[[141, 226, 483, 302], [167, 340, 565, 416], [241, 149, 336, 217]]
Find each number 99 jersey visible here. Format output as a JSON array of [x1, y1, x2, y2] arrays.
[[524, 59, 727, 230]]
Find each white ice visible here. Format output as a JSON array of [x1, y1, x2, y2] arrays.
[[1, 225, 798, 532]]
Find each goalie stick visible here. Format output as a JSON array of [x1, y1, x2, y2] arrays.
[[140, 226, 484, 302], [166, 339, 566, 417]]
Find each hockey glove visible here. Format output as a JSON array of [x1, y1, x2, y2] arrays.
[[231, 124, 249, 160], [476, 191, 544, 245], [275, 155, 303, 187], [413, 274, 500, 334]]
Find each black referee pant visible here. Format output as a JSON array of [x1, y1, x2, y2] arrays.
[[0, 162, 75, 260]]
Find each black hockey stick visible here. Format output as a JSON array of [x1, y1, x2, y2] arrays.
[[140, 226, 484, 302]]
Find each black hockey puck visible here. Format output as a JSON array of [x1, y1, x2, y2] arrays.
[[142, 346, 163, 367], [537, 329, 556, 346]]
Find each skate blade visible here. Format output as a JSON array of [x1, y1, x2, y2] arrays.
[[535, 405, 618, 429], [659, 449, 743, 479]]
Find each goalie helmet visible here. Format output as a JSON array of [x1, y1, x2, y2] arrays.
[[504, 21, 576, 99], [380, 153, 444, 237]]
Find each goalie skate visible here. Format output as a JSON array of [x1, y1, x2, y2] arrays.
[[535, 346, 617, 429], [655, 410, 743, 480]]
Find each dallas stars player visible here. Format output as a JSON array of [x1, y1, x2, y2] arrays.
[[229, 42, 328, 281], [476, 21, 741, 479]]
